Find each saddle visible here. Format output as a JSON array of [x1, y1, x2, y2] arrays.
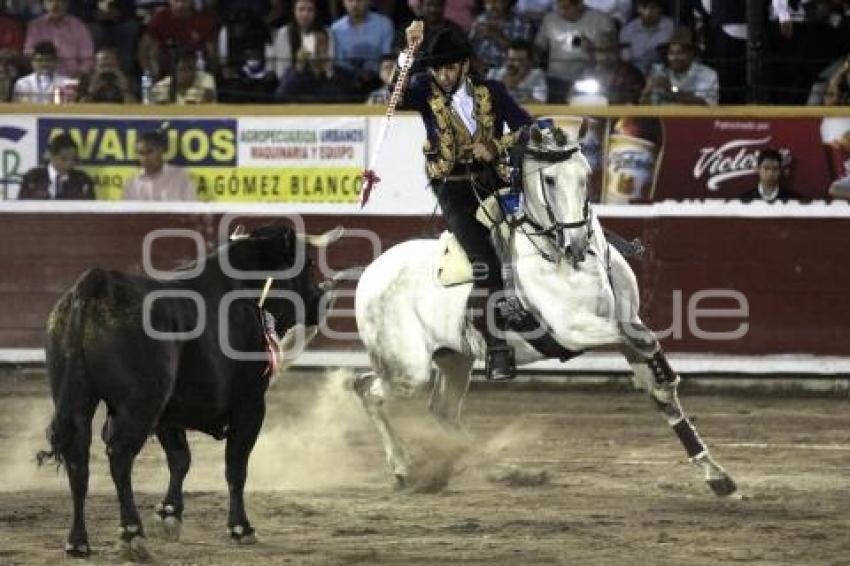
[[435, 190, 515, 287]]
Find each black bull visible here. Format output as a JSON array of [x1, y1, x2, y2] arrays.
[[37, 223, 334, 559]]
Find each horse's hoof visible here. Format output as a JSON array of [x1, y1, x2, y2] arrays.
[[411, 475, 450, 494], [64, 541, 90, 558], [394, 474, 408, 491], [228, 524, 258, 545], [234, 532, 258, 545], [116, 535, 152, 562], [151, 513, 182, 541], [707, 474, 737, 497]]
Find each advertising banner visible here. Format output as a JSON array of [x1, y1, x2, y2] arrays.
[[3, 111, 850, 207], [547, 114, 849, 203], [35, 116, 367, 203], [0, 116, 38, 200], [39, 117, 237, 200], [654, 117, 836, 200], [235, 117, 366, 203]]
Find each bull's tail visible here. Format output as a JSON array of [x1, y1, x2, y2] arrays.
[[35, 428, 64, 468], [36, 270, 102, 470]]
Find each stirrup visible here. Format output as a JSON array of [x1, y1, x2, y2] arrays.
[[486, 345, 516, 381]]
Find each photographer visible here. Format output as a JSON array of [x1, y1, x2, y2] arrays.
[[76, 47, 136, 103], [275, 27, 360, 102], [534, 0, 614, 85], [151, 50, 216, 104], [638, 27, 719, 106]]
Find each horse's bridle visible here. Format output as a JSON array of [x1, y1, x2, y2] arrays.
[[514, 144, 592, 253]]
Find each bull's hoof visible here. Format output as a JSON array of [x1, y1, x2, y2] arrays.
[[116, 535, 151, 563], [64, 541, 90, 558], [228, 524, 257, 545], [707, 474, 737, 497]]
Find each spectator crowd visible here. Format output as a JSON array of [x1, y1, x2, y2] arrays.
[[0, 0, 848, 106]]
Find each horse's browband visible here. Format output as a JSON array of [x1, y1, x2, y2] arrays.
[[519, 146, 580, 163]]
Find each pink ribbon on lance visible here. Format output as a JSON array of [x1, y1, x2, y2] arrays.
[[360, 168, 381, 207], [359, 41, 418, 208]]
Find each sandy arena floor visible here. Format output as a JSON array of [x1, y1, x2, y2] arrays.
[[0, 368, 848, 565]]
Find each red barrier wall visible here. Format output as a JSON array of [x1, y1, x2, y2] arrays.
[[0, 210, 847, 355]]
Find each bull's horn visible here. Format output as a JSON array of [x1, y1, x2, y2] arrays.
[[275, 324, 319, 373], [296, 226, 344, 247], [229, 224, 248, 240]]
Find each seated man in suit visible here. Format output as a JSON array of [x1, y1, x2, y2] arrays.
[[18, 133, 95, 199], [738, 148, 804, 203]]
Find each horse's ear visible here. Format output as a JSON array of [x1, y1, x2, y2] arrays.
[[553, 127, 568, 147], [578, 118, 588, 141], [229, 225, 248, 241]]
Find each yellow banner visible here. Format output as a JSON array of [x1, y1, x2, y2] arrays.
[[80, 166, 363, 203]]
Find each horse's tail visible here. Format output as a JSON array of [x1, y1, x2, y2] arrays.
[[36, 270, 102, 469]]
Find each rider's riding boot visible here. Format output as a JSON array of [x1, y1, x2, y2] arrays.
[[468, 289, 516, 381]]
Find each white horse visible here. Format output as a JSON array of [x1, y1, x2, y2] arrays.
[[354, 124, 736, 496]]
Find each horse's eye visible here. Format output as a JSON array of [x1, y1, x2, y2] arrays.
[[543, 175, 556, 187]]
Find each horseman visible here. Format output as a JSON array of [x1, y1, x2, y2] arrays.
[[395, 21, 534, 380]]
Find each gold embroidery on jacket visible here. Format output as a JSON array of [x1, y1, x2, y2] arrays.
[[423, 81, 512, 182]]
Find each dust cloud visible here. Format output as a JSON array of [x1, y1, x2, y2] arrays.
[[247, 369, 376, 491], [2, 370, 376, 495], [0, 399, 66, 492]]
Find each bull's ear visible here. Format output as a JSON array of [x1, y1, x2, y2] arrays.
[[296, 226, 344, 248], [229, 224, 248, 241]]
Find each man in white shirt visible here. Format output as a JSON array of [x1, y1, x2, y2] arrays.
[[639, 27, 719, 105], [13, 41, 75, 103], [583, 0, 632, 26], [123, 130, 197, 201]]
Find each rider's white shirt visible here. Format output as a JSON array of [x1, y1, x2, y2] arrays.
[[451, 80, 477, 136]]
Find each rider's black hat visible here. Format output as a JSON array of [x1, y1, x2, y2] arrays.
[[420, 28, 472, 68]]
